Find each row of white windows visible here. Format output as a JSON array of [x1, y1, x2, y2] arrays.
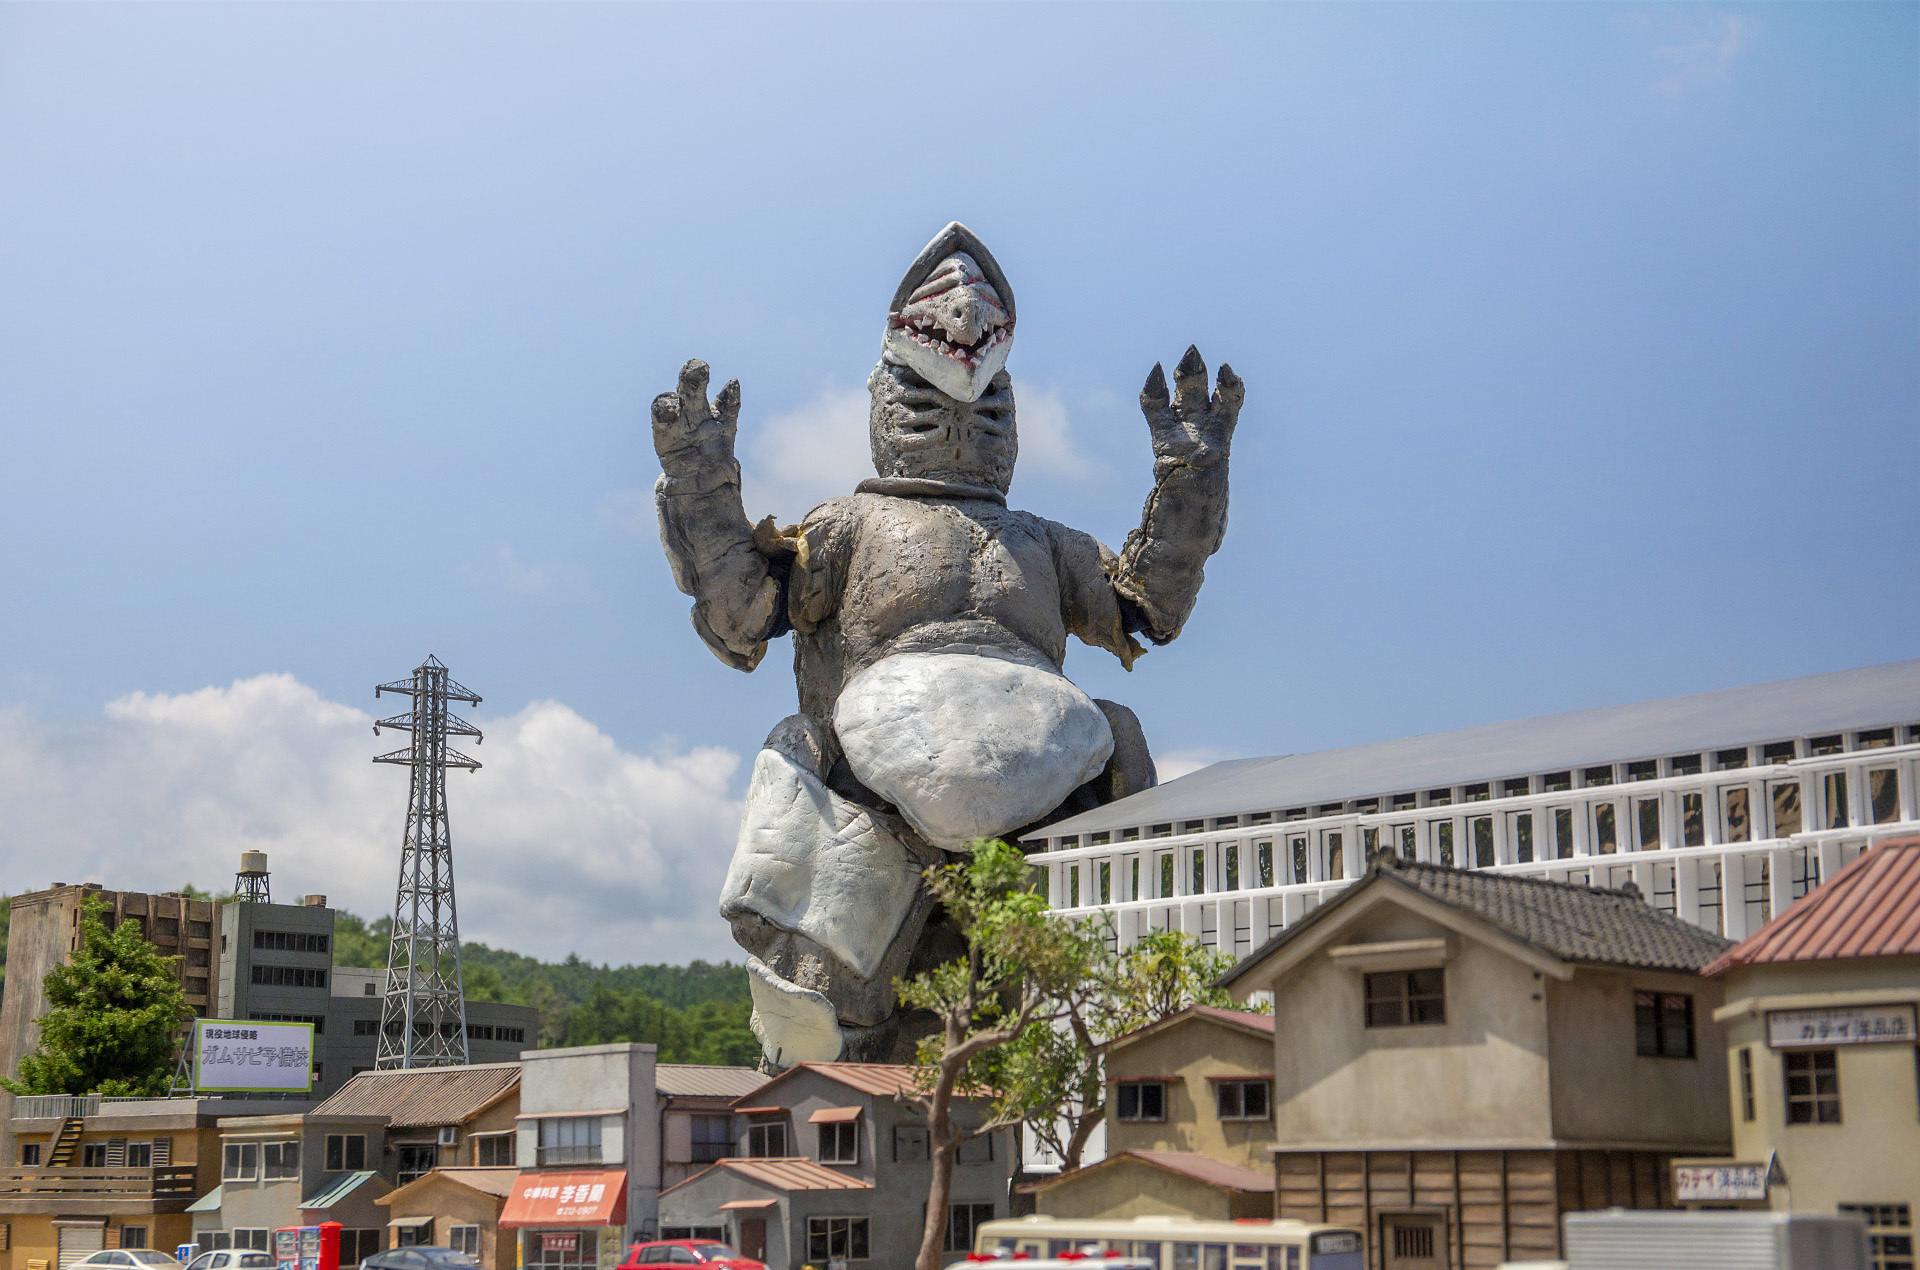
[[1050, 763, 1913, 907], [1047, 728, 1920, 854]]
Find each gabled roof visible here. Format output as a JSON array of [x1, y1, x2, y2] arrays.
[[1038, 658, 1920, 838], [1101, 1005, 1275, 1056], [738, 1062, 972, 1106], [301, 1170, 384, 1210], [1705, 838, 1920, 975], [376, 1167, 519, 1207], [1218, 860, 1732, 989], [661, 1158, 874, 1196], [1028, 1150, 1271, 1195], [656, 1064, 770, 1099], [311, 1063, 519, 1128]]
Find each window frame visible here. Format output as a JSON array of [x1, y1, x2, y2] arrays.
[[534, 1116, 603, 1166], [1212, 1079, 1272, 1122], [325, 1134, 367, 1172], [262, 1141, 300, 1180], [944, 1204, 995, 1253], [806, 1217, 871, 1263], [1115, 1080, 1168, 1123], [222, 1143, 260, 1182], [448, 1227, 481, 1257], [1634, 991, 1696, 1059], [745, 1119, 789, 1159], [472, 1132, 514, 1168], [816, 1120, 859, 1166], [1784, 1048, 1842, 1125], [1363, 968, 1446, 1029]]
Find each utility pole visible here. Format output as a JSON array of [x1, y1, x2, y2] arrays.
[[372, 654, 481, 1069]]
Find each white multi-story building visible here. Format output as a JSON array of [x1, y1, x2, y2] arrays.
[[1026, 659, 1920, 956]]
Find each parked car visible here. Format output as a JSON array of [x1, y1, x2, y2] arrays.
[[74, 1254, 186, 1270], [185, 1254, 273, 1270], [620, 1241, 765, 1270], [362, 1252, 482, 1270]]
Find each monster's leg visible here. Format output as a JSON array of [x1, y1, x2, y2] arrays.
[[720, 714, 943, 1068]]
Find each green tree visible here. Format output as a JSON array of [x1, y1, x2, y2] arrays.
[[998, 929, 1252, 1173], [896, 841, 1104, 1270], [1, 895, 189, 1097]]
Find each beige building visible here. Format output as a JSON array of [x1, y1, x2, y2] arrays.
[[1028, 1006, 1277, 1220], [655, 1066, 768, 1193], [1219, 858, 1735, 1269], [1700, 836, 1920, 1270], [375, 1168, 517, 1270]]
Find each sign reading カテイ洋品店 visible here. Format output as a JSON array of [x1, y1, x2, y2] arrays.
[[1765, 1004, 1917, 1049], [1674, 1162, 1770, 1203], [191, 1019, 314, 1093]]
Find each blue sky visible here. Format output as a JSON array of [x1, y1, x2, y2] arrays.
[[0, 4, 1914, 962]]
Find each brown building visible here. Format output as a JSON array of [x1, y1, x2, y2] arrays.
[[1219, 859, 1735, 1270], [375, 1168, 518, 1270]]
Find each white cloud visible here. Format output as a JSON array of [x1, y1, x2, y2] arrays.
[[740, 386, 874, 526], [0, 675, 745, 966], [1154, 746, 1240, 783], [1013, 386, 1113, 486], [1652, 12, 1754, 98]]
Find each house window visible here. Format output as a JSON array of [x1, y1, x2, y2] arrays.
[[1511, 812, 1533, 864], [1771, 780, 1804, 837], [1739, 1047, 1756, 1121], [535, 1116, 602, 1165], [249, 965, 327, 989], [893, 1125, 929, 1161], [339, 1230, 383, 1266], [817, 1121, 859, 1165], [1593, 804, 1618, 854], [807, 1217, 870, 1263], [956, 1133, 995, 1164], [1191, 850, 1206, 894], [1824, 772, 1851, 829], [448, 1227, 481, 1257], [1213, 1080, 1271, 1121], [1634, 992, 1695, 1058], [233, 1231, 272, 1253], [1290, 836, 1308, 883], [252, 931, 330, 953], [82, 1144, 107, 1167], [263, 1142, 300, 1179], [1839, 1203, 1913, 1270], [353, 1019, 378, 1036], [119, 1227, 147, 1250], [1434, 822, 1454, 868], [1324, 833, 1344, 880], [1223, 845, 1239, 891], [325, 1134, 367, 1172], [396, 1221, 432, 1249], [395, 1145, 437, 1185], [1636, 798, 1662, 850], [1785, 1050, 1842, 1124], [473, 1133, 514, 1167], [1871, 769, 1902, 824], [746, 1120, 789, 1158], [223, 1143, 260, 1181], [1116, 1082, 1167, 1122], [1364, 969, 1445, 1028], [1256, 841, 1274, 887], [20, 1144, 39, 1166], [945, 1205, 994, 1252]]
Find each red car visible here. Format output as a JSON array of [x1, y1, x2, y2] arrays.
[[620, 1242, 764, 1270]]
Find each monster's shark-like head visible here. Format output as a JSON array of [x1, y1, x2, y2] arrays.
[[881, 222, 1015, 403]]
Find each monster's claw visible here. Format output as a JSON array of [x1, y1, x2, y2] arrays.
[[1141, 363, 1170, 415], [652, 392, 681, 427], [1214, 362, 1245, 417], [676, 359, 712, 422], [1172, 346, 1209, 415], [715, 378, 742, 428]]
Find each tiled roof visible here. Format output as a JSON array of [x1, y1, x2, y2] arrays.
[[1219, 860, 1732, 989], [656, 1065, 770, 1099], [1102, 1005, 1274, 1056], [663, 1158, 874, 1195], [1705, 838, 1920, 975], [1031, 1150, 1271, 1195], [311, 1063, 519, 1128]]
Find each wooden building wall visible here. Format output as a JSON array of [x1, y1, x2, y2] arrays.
[[1275, 1148, 1677, 1269]]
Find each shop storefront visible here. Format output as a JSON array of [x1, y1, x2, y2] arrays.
[[499, 1170, 629, 1270]]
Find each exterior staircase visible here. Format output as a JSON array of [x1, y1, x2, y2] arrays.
[[45, 1116, 83, 1166]]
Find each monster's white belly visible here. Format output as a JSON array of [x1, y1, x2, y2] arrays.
[[833, 651, 1115, 850]]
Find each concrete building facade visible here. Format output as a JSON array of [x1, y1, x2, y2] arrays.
[[1029, 660, 1920, 960]]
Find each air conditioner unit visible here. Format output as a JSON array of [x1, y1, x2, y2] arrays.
[[437, 1127, 457, 1146]]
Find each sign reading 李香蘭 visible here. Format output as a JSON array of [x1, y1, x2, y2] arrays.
[[1674, 1161, 1770, 1203], [1766, 1004, 1916, 1049], [192, 1020, 314, 1093]]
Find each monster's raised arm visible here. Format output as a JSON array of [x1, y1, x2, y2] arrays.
[[652, 359, 784, 671], [1113, 346, 1244, 645]]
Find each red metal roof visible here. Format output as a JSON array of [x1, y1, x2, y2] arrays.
[[1030, 1149, 1272, 1195], [682, 1158, 874, 1193], [1705, 837, 1920, 976]]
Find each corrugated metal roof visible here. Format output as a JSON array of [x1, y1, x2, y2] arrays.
[[380, 1168, 521, 1201], [702, 1159, 873, 1192], [1220, 859, 1732, 989], [655, 1065, 770, 1099], [1038, 658, 1920, 838], [739, 1063, 927, 1107], [1034, 1150, 1271, 1195], [1102, 1005, 1274, 1056], [301, 1170, 382, 1210], [1705, 837, 1920, 975], [311, 1063, 519, 1128]]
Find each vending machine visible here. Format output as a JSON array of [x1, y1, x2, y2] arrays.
[[273, 1225, 340, 1270]]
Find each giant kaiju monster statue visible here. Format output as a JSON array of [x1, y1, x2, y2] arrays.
[[651, 223, 1240, 1066]]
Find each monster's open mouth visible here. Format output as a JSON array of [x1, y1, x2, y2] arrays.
[[887, 312, 1013, 370]]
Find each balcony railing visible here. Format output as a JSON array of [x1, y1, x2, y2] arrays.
[[11, 1095, 100, 1119], [0, 1166, 199, 1201]]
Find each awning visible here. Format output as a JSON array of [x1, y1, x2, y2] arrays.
[[718, 1199, 778, 1212], [733, 1106, 785, 1116], [499, 1170, 628, 1229], [388, 1217, 434, 1231], [186, 1186, 224, 1214], [807, 1107, 861, 1124]]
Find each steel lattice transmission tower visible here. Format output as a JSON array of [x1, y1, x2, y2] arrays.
[[372, 654, 482, 1069]]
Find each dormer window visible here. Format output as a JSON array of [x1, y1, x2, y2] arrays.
[[810, 1108, 861, 1165]]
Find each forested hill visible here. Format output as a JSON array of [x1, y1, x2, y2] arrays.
[[333, 909, 757, 1066]]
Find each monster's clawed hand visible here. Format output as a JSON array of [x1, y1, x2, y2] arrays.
[[652, 359, 743, 478], [1140, 345, 1242, 469]]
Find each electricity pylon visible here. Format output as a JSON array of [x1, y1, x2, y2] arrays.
[[372, 655, 481, 1069]]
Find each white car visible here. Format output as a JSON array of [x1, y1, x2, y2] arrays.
[[72, 1253, 186, 1270], [185, 1253, 274, 1270]]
